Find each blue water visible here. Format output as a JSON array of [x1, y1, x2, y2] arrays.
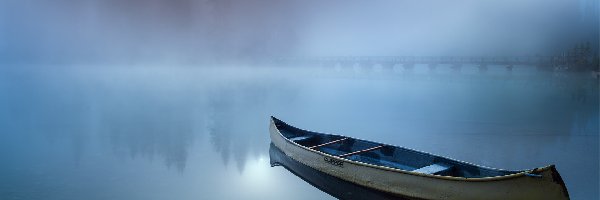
[[0, 65, 598, 199]]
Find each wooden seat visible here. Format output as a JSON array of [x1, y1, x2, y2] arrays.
[[412, 163, 453, 175]]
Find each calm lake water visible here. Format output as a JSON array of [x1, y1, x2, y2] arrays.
[[0, 65, 598, 199]]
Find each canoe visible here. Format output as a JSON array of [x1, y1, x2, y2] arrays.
[[270, 143, 407, 200], [269, 116, 569, 200]]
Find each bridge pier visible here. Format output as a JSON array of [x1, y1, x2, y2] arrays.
[[451, 64, 462, 72], [352, 62, 362, 73], [333, 62, 343, 72], [320, 61, 334, 69], [478, 64, 488, 72], [506, 65, 514, 71], [340, 61, 354, 70], [535, 64, 544, 71], [428, 63, 437, 71], [381, 62, 395, 73], [363, 61, 375, 73], [403, 63, 415, 71]]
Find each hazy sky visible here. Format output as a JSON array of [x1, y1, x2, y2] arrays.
[[0, 0, 598, 64]]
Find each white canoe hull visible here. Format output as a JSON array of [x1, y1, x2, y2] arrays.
[[269, 118, 569, 200]]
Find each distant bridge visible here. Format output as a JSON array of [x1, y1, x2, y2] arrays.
[[276, 55, 590, 72]]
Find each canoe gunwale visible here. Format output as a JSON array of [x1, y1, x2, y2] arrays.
[[271, 117, 554, 182]]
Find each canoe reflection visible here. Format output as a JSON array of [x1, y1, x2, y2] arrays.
[[269, 143, 412, 200]]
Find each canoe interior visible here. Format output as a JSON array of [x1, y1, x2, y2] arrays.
[[273, 117, 520, 178], [269, 143, 412, 200]]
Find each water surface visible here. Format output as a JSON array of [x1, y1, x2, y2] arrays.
[[0, 65, 597, 199]]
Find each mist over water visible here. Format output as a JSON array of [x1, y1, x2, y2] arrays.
[[0, 0, 599, 199], [0, 66, 597, 199]]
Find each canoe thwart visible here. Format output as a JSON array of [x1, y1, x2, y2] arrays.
[[309, 138, 348, 149], [339, 145, 384, 157]]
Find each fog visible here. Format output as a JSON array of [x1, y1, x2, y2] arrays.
[[0, 1, 599, 199], [1, 0, 598, 64], [0, 66, 598, 199]]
